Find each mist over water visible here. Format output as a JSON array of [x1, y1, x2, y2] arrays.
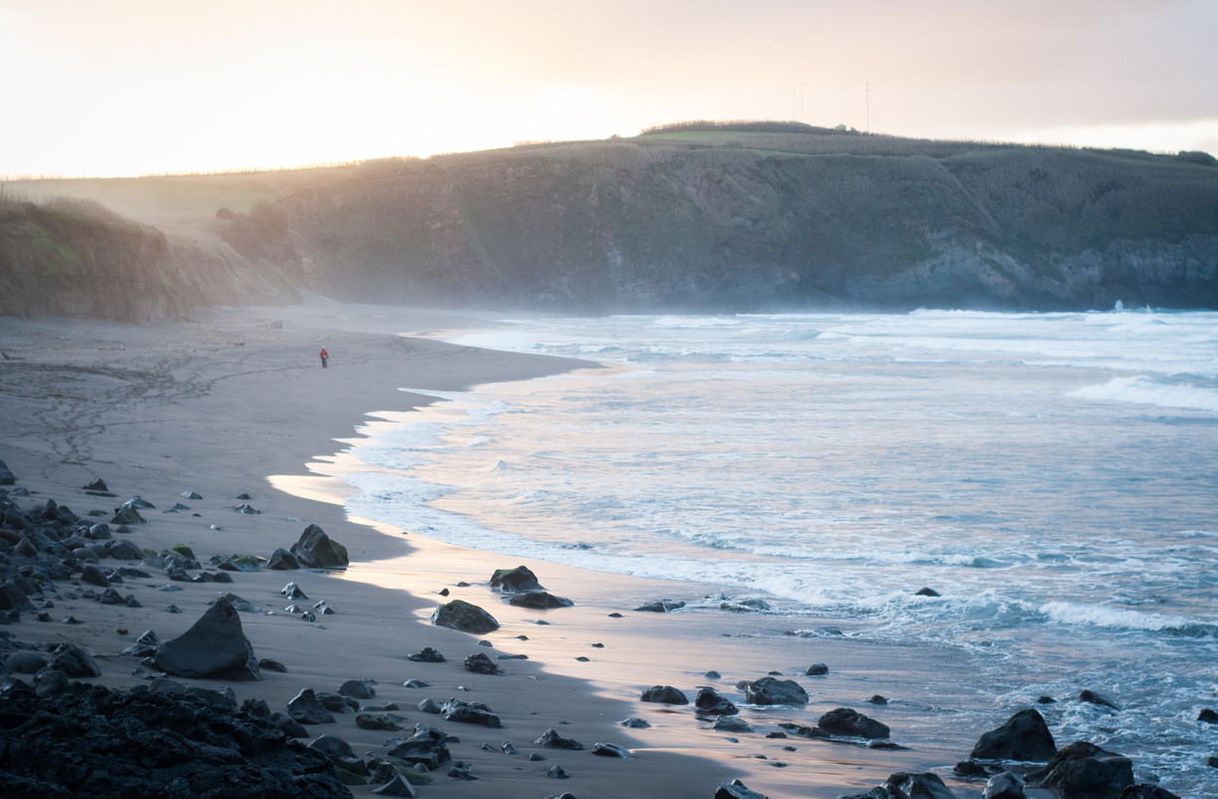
[[342, 310, 1218, 796]]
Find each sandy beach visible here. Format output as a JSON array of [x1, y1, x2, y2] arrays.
[[0, 300, 1038, 798]]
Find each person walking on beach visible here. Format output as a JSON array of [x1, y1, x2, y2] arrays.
[[319, 347, 329, 369]]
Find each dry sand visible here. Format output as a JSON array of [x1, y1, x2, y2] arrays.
[[0, 301, 992, 798]]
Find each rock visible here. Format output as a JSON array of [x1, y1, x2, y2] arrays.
[[432, 600, 500, 634], [777, 722, 830, 739], [695, 687, 739, 715], [621, 717, 650, 728], [310, 733, 355, 760], [463, 653, 501, 675], [442, 698, 501, 727], [50, 643, 101, 678], [373, 773, 416, 797], [181, 490, 203, 500], [338, 679, 376, 699], [743, 677, 808, 705], [546, 765, 569, 779], [212, 592, 259, 613], [417, 697, 441, 714], [266, 547, 300, 570], [1119, 787, 1181, 799], [402, 679, 429, 689], [258, 658, 287, 672], [0, 460, 14, 485], [971, 708, 1057, 762], [110, 506, 145, 525], [635, 599, 685, 612], [915, 587, 941, 597], [79, 564, 110, 587], [4, 651, 47, 674], [713, 715, 752, 733], [280, 581, 308, 600], [536, 728, 585, 750], [0, 581, 34, 611], [1198, 708, 1218, 723], [507, 590, 574, 609], [608, 611, 624, 618], [715, 779, 769, 799], [1026, 741, 1134, 799], [357, 713, 402, 731], [867, 694, 889, 705], [592, 742, 629, 757], [1037, 695, 1056, 704], [805, 663, 829, 676], [316, 692, 357, 713], [106, 540, 143, 560], [236, 493, 252, 500], [151, 597, 258, 680], [288, 688, 337, 724], [408, 646, 445, 663], [1079, 689, 1119, 709], [984, 771, 1026, 799], [886, 772, 955, 799], [447, 761, 475, 780], [385, 723, 452, 769], [289, 524, 349, 568], [817, 707, 890, 739], [955, 761, 992, 778], [489, 565, 543, 593], [641, 685, 689, 704], [82, 478, 109, 492], [234, 503, 261, 515]]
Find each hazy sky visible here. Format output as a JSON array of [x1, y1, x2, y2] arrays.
[[3, 0, 1216, 177]]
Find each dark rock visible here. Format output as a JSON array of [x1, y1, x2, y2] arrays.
[[0, 460, 14, 485], [106, 540, 143, 560], [49, 643, 101, 678], [289, 524, 348, 568], [744, 677, 808, 705], [867, 694, 889, 705], [915, 587, 941, 597], [956, 761, 992, 778], [310, 733, 355, 760], [777, 722, 830, 740], [695, 686, 738, 715], [1026, 741, 1134, 799], [79, 564, 109, 587], [463, 652, 501, 675], [402, 679, 429, 688], [886, 772, 955, 799], [0, 581, 34, 611], [99, 587, 126, 605], [1079, 689, 1119, 709], [635, 599, 685, 612], [715, 779, 769, 799], [438, 588, 449, 596], [317, 692, 357, 713], [82, 478, 109, 492], [1119, 787, 1181, 799], [339, 679, 376, 699], [608, 611, 624, 618], [713, 715, 752, 733], [432, 600, 500, 634], [984, 771, 1026, 799], [507, 590, 574, 609], [536, 728, 585, 749], [592, 742, 629, 757], [182, 490, 203, 500], [373, 773, 416, 797], [110, 506, 145, 525], [386, 723, 451, 769], [1037, 695, 1056, 704], [408, 646, 445, 663], [447, 761, 476, 780], [280, 581, 308, 599], [442, 698, 501, 727], [4, 650, 47, 674], [817, 707, 890, 739], [258, 658, 288, 672], [267, 547, 301, 570], [641, 684, 689, 704], [417, 697, 441, 714], [1198, 708, 1218, 723], [489, 565, 543, 593], [357, 712, 402, 731], [0, 678, 352, 796], [971, 708, 1057, 762], [236, 493, 251, 500], [234, 503, 261, 515], [288, 688, 336, 724], [705, 670, 721, 679], [151, 597, 258, 680], [621, 717, 650, 728], [546, 765, 569, 779], [805, 663, 829, 676]]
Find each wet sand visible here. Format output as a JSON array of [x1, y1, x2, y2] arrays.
[[0, 300, 989, 798]]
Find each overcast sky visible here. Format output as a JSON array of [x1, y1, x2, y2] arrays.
[[2, 0, 1216, 177]]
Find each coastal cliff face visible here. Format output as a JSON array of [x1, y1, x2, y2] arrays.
[[221, 134, 1218, 311], [5, 130, 1218, 320], [0, 199, 298, 322]]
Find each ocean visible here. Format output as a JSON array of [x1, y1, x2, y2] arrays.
[[340, 310, 1218, 796]]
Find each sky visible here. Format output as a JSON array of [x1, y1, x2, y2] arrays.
[[2, 0, 1216, 178]]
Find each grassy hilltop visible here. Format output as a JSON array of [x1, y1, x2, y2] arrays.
[[5, 123, 1218, 319]]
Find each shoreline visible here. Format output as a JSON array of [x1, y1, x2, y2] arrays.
[[3, 301, 1173, 798]]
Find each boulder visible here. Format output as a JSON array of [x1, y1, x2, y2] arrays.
[[81, 478, 109, 493], [506, 591, 574, 609], [621, 717, 650, 728], [641, 685, 689, 704], [0, 581, 34, 611], [356, 713, 402, 731], [441, 698, 501, 727], [744, 677, 808, 705], [151, 597, 259, 680], [634, 599, 685, 612], [431, 600, 500, 634], [971, 708, 1057, 762], [267, 547, 301, 570], [289, 524, 349, 569], [715, 779, 769, 799], [489, 565, 543, 593], [1079, 689, 1119, 709], [1026, 742, 1134, 799], [817, 707, 890, 739], [407, 647, 445, 663], [887, 772, 955, 799], [1119, 786, 1181, 799], [591, 742, 629, 758], [695, 686, 738, 715], [713, 716, 752, 733], [110, 507, 145, 525], [287, 688, 336, 724], [49, 643, 101, 678], [106, 540, 143, 560], [805, 663, 829, 676], [373, 774, 416, 797], [0, 459, 14, 485], [79, 565, 109, 587], [463, 653, 501, 675], [535, 728, 585, 750], [386, 723, 451, 769], [338, 679, 376, 699], [984, 771, 1026, 799], [1198, 708, 1218, 724], [4, 651, 47, 675], [280, 581, 308, 599], [915, 587, 941, 597]]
